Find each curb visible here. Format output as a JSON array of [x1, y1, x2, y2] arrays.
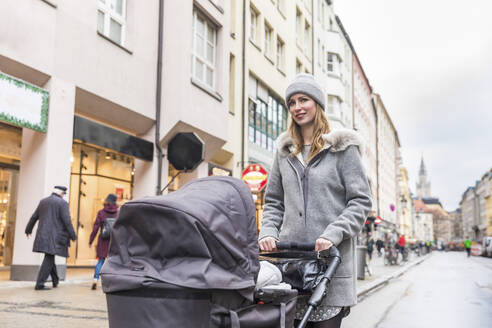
[[356, 254, 430, 298]]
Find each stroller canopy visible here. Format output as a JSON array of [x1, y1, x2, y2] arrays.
[[102, 176, 259, 293]]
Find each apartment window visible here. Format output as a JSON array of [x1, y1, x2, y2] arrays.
[[264, 22, 273, 57], [304, 21, 311, 54], [327, 53, 340, 76], [326, 95, 341, 116], [321, 1, 325, 29], [98, 0, 126, 45], [230, 0, 236, 36], [296, 59, 302, 74], [277, 0, 286, 15], [229, 54, 235, 114], [296, 8, 302, 45], [192, 10, 217, 89], [250, 6, 259, 43], [276, 37, 285, 70], [322, 45, 326, 71], [248, 93, 288, 153]]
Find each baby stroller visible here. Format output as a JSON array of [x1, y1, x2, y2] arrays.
[[101, 176, 340, 328]]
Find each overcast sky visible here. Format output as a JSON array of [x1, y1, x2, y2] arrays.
[[335, 0, 492, 210]]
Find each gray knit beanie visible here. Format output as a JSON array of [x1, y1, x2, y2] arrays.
[[285, 73, 325, 110]]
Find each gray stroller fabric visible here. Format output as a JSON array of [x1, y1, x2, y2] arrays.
[[101, 176, 260, 294]]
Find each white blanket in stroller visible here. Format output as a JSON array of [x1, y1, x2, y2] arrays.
[[255, 261, 292, 290]]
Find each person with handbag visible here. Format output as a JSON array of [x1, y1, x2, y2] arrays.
[[258, 74, 372, 328], [89, 193, 119, 290]]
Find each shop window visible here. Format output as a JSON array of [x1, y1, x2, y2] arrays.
[[68, 143, 134, 265]]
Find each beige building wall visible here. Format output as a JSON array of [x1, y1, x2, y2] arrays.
[[2, 0, 235, 276], [226, 0, 312, 173], [373, 94, 399, 230], [398, 166, 413, 238], [0, 0, 177, 278], [313, 0, 353, 130]]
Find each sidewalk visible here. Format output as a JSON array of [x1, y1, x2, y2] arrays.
[[0, 253, 430, 327], [356, 251, 430, 298]]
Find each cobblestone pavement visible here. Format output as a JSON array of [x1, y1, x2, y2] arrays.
[[0, 252, 430, 327], [0, 269, 107, 328]]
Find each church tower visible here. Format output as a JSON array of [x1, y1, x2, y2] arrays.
[[416, 156, 431, 198]]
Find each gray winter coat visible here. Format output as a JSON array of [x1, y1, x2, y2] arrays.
[[25, 193, 77, 258], [258, 129, 372, 307]]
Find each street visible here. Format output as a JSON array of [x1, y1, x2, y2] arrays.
[[0, 252, 490, 327], [344, 252, 492, 328]]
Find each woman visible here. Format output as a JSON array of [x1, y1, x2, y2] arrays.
[[258, 74, 372, 327], [89, 193, 118, 290]]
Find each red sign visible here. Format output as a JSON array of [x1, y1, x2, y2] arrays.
[[375, 216, 382, 225], [242, 164, 268, 192]]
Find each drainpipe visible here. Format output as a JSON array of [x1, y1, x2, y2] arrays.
[[240, 0, 247, 171], [155, 0, 164, 195]]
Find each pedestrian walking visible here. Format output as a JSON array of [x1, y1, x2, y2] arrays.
[[425, 240, 431, 254], [397, 234, 406, 255], [367, 234, 375, 260], [89, 193, 119, 290], [25, 185, 77, 290], [376, 238, 384, 257], [258, 74, 372, 327], [464, 237, 472, 258]]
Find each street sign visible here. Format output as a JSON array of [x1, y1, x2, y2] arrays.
[[375, 216, 382, 225], [242, 164, 268, 192]]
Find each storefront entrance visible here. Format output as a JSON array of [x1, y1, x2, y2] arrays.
[[68, 143, 134, 265], [0, 122, 21, 266]]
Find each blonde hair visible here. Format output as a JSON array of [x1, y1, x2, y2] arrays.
[[288, 104, 331, 162]]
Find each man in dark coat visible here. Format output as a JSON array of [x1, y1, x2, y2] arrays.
[[25, 185, 77, 290]]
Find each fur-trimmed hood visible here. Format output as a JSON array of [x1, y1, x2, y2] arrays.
[[276, 128, 365, 156]]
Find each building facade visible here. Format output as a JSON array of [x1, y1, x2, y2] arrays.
[[397, 165, 413, 239], [0, 0, 233, 279], [312, 0, 353, 129], [460, 169, 491, 241], [373, 94, 399, 235], [413, 199, 435, 242], [352, 53, 378, 216]]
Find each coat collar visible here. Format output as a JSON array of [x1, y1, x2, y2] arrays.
[[276, 128, 365, 157]]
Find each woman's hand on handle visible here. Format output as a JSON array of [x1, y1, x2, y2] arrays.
[[259, 237, 278, 252], [315, 238, 333, 251]]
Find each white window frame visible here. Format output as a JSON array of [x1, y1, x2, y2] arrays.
[[250, 7, 259, 43], [327, 53, 340, 76], [277, 0, 286, 15], [326, 95, 340, 116], [276, 37, 285, 70], [264, 22, 273, 57], [296, 9, 302, 45], [321, 1, 325, 29], [98, 0, 127, 45], [192, 10, 217, 90], [304, 20, 311, 53]]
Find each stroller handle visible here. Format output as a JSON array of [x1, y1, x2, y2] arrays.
[[276, 241, 340, 258]]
